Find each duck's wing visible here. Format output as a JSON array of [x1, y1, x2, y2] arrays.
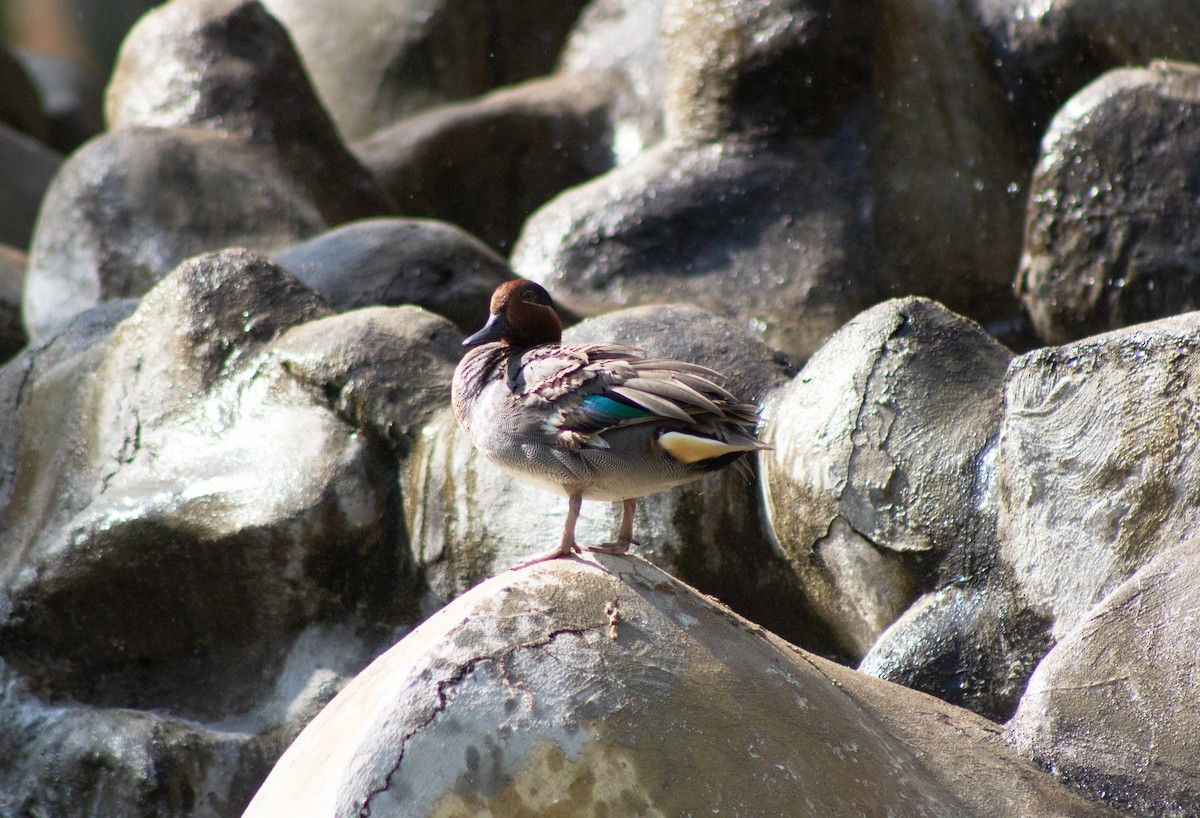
[[522, 342, 765, 451]]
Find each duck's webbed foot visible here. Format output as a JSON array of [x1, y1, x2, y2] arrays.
[[514, 541, 580, 569], [585, 498, 639, 557], [586, 538, 638, 556], [513, 492, 584, 570]]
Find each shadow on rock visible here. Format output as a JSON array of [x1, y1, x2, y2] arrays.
[[0, 248, 461, 816]]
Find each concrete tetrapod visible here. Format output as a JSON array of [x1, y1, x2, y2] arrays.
[[243, 555, 1109, 818]]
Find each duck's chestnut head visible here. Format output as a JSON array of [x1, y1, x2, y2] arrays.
[[463, 280, 563, 348]]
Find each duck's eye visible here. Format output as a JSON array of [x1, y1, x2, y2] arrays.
[[521, 290, 538, 303]]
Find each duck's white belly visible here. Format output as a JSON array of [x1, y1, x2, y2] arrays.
[[478, 421, 701, 502]]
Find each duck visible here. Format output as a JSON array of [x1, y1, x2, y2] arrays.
[[452, 279, 770, 568]]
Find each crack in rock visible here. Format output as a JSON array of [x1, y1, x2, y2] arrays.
[[356, 622, 605, 816]]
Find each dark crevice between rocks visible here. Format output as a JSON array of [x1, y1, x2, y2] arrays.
[[670, 480, 848, 661]]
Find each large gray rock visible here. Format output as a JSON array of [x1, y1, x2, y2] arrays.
[[243, 554, 1110, 818], [260, 0, 590, 141], [859, 583, 1051, 722], [514, 0, 1045, 360], [0, 627, 374, 818], [0, 245, 26, 362], [355, 71, 616, 252], [557, 0, 666, 160], [513, 0, 882, 363], [0, 249, 461, 817], [769, 300, 1200, 727], [760, 297, 1012, 659], [872, 0, 1028, 324], [273, 217, 515, 332], [514, 133, 884, 362], [975, 0, 1200, 152], [105, 0, 392, 214], [21, 0, 394, 341], [14, 49, 105, 153], [996, 310, 1200, 639], [0, 120, 61, 251], [1017, 62, 1200, 344], [24, 127, 341, 340], [660, 0, 870, 142], [1008, 540, 1200, 816]]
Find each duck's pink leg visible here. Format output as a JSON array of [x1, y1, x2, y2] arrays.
[[588, 498, 638, 556], [514, 492, 584, 569]]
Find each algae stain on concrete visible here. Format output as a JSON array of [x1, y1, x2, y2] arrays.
[[430, 739, 664, 818]]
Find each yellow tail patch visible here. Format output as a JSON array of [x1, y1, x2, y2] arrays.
[[659, 431, 757, 463]]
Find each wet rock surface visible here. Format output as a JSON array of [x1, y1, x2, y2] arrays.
[[1, 0, 1199, 816], [273, 217, 515, 333], [859, 583, 1052, 723], [1018, 62, 1200, 344]]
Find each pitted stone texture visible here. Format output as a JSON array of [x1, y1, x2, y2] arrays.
[[0, 622, 377, 818], [244, 555, 1109, 818], [1017, 63, 1200, 344], [761, 297, 1011, 659], [1008, 540, 1200, 816], [3, 251, 397, 702]]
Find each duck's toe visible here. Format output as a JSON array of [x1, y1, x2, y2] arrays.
[[513, 542, 578, 569], [586, 538, 638, 556]]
